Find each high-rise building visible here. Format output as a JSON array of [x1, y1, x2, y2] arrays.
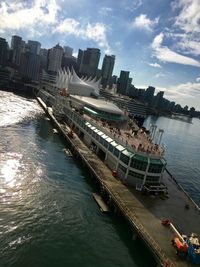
[[20, 40, 41, 81], [77, 49, 83, 73], [0, 37, 9, 67], [20, 52, 40, 81], [63, 46, 73, 57], [145, 86, 155, 104], [153, 91, 164, 108], [28, 40, 41, 55], [62, 56, 78, 72], [40, 48, 48, 71], [117, 70, 130, 95], [79, 48, 100, 78], [101, 55, 115, 88], [11, 35, 23, 66], [47, 44, 64, 74]]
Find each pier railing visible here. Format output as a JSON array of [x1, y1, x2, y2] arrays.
[[107, 189, 176, 267], [166, 168, 200, 212], [78, 147, 176, 267]]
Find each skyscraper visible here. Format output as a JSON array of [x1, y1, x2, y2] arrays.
[[0, 37, 8, 67], [19, 40, 41, 81], [20, 52, 40, 81], [40, 48, 48, 71], [79, 48, 100, 78], [153, 91, 164, 108], [63, 46, 73, 57], [28, 40, 41, 55], [145, 86, 155, 104], [47, 44, 64, 74], [101, 55, 115, 88], [11, 35, 23, 66], [77, 49, 83, 74], [117, 70, 130, 95]]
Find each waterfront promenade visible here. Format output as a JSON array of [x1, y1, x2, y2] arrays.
[[37, 97, 200, 267]]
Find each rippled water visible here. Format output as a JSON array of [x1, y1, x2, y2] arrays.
[[0, 91, 154, 267], [144, 116, 200, 206]]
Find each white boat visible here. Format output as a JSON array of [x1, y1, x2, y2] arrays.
[[39, 68, 167, 194]]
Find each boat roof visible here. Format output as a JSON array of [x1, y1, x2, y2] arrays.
[[71, 95, 124, 115]]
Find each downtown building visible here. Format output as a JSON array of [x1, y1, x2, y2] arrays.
[[101, 55, 115, 88], [63, 46, 73, 57], [78, 48, 100, 78], [11, 35, 23, 67], [20, 40, 41, 81], [47, 44, 64, 75], [0, 37, 9, 67], [117, 70, 131, 95]]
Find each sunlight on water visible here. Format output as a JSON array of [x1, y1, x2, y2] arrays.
[[0, 91, 42, 127], [1, 158, 20, 187]]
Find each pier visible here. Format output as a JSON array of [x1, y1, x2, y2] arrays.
[[37, 97, 200, 267]]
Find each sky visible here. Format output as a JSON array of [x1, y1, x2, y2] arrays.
[[0, 0, 200, 110]]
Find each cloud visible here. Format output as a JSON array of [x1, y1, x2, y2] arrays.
[[169, 0, 200, 57], [172, 0, 200, 33], [55, 19, 111, 53], [148, 62, 162, 68], [164, 82, 200, 108], [151, 33, 200, 67], [122, 0, 142, 11], [196, 77, 200, 82], [0, 0, 59, 31], [0, 0, 111, 53], [98, 7, 113, 16], [131, 14, 158, 32], [155, 72, 165, 78]]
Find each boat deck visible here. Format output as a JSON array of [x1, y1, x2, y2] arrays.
[[83, 114, 164, 157]]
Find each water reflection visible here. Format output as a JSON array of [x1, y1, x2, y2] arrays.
[[0, 91, 42, 127], [1, 158, 20, 187]]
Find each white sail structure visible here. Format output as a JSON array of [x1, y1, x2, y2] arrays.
[[55, 68, 100, 97]]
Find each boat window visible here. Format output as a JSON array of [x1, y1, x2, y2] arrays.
[[108, 143, 114, 153], [120, 153, 130, 165], [118, 164, 126, 174], [146, 176, 159, 183], [128, 170, 144, 179], [99, 136, 104, 145], [113, 147, 120, 158], [131, 158, 148, 171], [148, 164, 163, 173], [103, 140, 109, 148]]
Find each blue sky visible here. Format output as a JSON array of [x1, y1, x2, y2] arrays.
[[0, 0, 200, 109]]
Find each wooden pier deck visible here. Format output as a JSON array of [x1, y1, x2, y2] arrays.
[[37, 97, 200, 267]]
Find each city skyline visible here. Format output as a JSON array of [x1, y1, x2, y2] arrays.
[[0, 0, 200, 109]]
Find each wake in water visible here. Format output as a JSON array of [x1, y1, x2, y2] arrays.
[[0, 91, 42, 127]]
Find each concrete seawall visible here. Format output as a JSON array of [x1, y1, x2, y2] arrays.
[[36, 97, 200, 267]]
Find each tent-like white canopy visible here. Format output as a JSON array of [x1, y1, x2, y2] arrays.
[[55, 68, 101, 97]]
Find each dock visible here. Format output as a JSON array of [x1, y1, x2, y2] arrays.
[[92, 193, 110, 213], [36, 97, 200, 267]]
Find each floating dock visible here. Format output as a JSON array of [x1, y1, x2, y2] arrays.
[[36, 97, 200, 267], [92, 193, 110, 213]]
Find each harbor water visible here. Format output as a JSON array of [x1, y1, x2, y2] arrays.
[[0, 91, 153, 267], [144, 116, 200, 206], [1, 91, 200, 267]]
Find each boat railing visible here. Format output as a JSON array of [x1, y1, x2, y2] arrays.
[[85, 116, 164, 158]]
